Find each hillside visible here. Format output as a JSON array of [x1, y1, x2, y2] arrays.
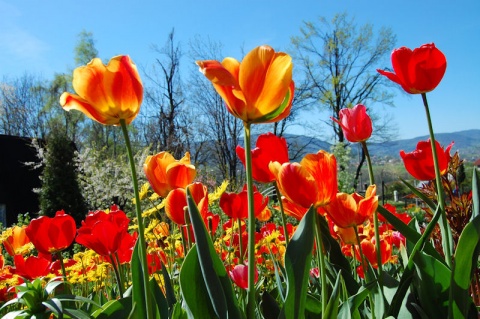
[[286, 129, 480, 162]]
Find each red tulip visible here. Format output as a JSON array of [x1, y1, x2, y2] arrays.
[[377, 43, 446, 94], [164, 182, 209, 225], [219, 185, 269, 220], [25, 210, 76, 255], [332, 104, 372, 143], [229, 264, 258, 289], [13, 255, 51, 280], [236, 132, 289, 183], [76, 206, 130, 257], [400, 139, 453, 181], [116, 232, 138, 264]]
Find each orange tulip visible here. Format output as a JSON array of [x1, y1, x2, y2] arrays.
[[270, 150, 337, 209], [355, 236, 392, 269], [164, 182, 209, 225], [2, 226, 31, 257], [144, 151, 196, 198], [60, 55, 143, 125], [325, 185, 378, 229], [197, 45, 294, 124], [278, 197, 308, 221]]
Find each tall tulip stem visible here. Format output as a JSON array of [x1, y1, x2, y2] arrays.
[[243, 122, 256, 318], [314, 213, 328, 315], [421, 93, 452, 267], [361, 141, 382, 285], [120, 119, 153, 317], [274, 182, 290, 246]]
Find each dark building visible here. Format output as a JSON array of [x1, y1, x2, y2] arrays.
[[0, 135, 42, 226]]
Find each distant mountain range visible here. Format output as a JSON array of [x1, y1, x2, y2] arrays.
[[284, 129, 480, 161]]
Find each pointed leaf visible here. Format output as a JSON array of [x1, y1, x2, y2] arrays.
[[412, 251, 451, 318], [323, 272, 342, 319], [449, 171, 480, 319], [317, 213, 359, 295], [160, 261, 176, 309], [377, 205, 444, 262], [92, 297, 133, 318], [179, 245, 217, 318], [149, 278, 169, 319], [131, 239, 148, 319], [186, 188, 243, 319], [281, 205, 315, 319]]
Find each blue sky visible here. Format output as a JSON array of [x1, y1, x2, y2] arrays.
[[1, 0, 479, 141]]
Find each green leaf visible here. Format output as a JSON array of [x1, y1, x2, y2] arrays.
[[179, 245, 217, 318], [317, 213, 359, 295], [131, 239, 148, 319], [338, 284, 373, 319], [471, 166, 480, 221], [412, 251, 451, 318], [42, 298, 62, 316], [377, 205, 444, 262], [64, 308, 93, 319], [160, 261, 176, 309], [324, 273, 342, 318], [400, 178, 437, 211], [91, 297, 133, 318], [186, 188, 243, 319], [280, 205, 315, 319], [149, 278, 169, 319], [449, 169, 480, 319], [260, 290, 281, 319]]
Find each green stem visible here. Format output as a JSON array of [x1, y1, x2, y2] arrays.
[[354, 226, 376, 319], [243, 122, 256, 318], [314, 212, 328, 315], [361, 141, 374, 186], [421, 93, 452, 267], [120, 119, 153, 318], [57, 252, 67, 282], [109, 254, 124, 297], [238, 217, 244, 264], [361, 142, 383, 287], [274, 182, 290, 246]]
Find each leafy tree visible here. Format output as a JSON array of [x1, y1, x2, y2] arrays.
[[74, 30, 98, 66], [38, 130, 87, 225], [291, 12, 397, 189]]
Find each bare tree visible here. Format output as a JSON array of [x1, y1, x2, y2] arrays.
[[0, 74, 49, 138], [186, 36, 244, 188], [291, 12, 397, 189], [140, 29, 187, 158]]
